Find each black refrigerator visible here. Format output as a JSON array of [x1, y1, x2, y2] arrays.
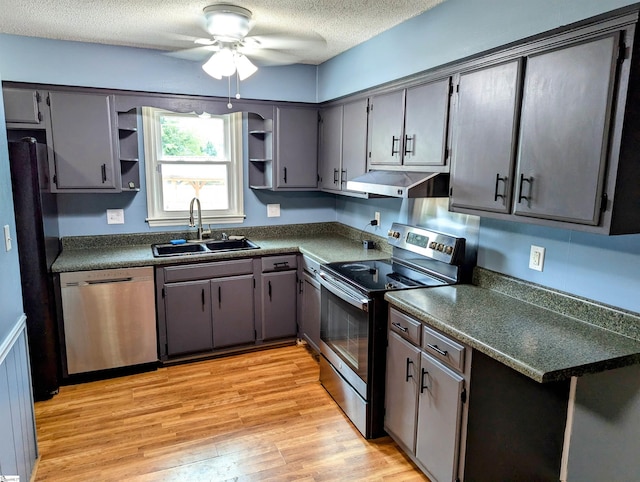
[[9, 137, 61, 401]]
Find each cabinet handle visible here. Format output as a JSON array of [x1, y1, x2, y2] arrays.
[[494, 173, 507, 201], [201, 288, 205, 311], [420, 368, 429, 394], [391, 136, 400, 156], [218, 285, 222, 308], [333, 168, 339, 184], [273, 261, 289, 269], [405, 357, 414, 382], [426, 343, 448, 357], [404, 134, 414, 155], [299, 278, 303, 294], [101, 164, 107, 183], [391, 322, 408, 333], [283, 167, 288, 183], [268, 280, 272, 301], [341, 169, 347, 184], [517, 173, 533, 203]]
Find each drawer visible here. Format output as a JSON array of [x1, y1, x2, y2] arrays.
[[389, 308, 421, 346], [261, 254, 297, 272], [422, 324, 465, 372], [163, 258, 253, 283]]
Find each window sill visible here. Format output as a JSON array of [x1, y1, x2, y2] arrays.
[[146, 215, 246, 227]]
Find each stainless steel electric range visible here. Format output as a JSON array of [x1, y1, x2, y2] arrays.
[[318, 222, 466, 438]]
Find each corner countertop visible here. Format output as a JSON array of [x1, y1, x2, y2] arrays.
[[386, 284, 640, 383], [51, 232, 390, 273]]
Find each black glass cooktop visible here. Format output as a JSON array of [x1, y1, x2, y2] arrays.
[[323, 258, 449, 293]]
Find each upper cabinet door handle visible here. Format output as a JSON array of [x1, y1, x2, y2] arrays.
[[518, 173, 533, 203], [101, 164, 107, 183], [494, 173, 507, 202]]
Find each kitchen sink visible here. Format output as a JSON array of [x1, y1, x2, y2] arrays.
[[151, 238, 259, 257]]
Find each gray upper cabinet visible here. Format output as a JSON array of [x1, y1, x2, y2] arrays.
[[275, 106, 318, 189], [513, 34, 619, 225], [318, 98, 368, 195], [368, 79, 451, 170], [450, 60, 522, 214], [3, 88, 42, 124], [48, 91, 120, 191]]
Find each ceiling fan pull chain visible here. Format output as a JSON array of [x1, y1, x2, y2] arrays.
[[236, 71, 242, 100], [227, 75, 232, 109]]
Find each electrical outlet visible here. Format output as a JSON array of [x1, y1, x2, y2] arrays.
[[106, 209, 125, 224], [3, 224, 12, 251], [267, 204, 280, 217], [374, 212, 381, 227], [529, 245, 545, 271]]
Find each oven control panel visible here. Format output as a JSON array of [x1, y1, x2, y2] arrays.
[[388, 223, 464, 264]]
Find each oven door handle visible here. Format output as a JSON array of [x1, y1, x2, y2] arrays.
[[319, 272, 371, 312]]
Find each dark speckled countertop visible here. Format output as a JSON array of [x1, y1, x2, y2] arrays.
[[51, 222, 390, 272], [386, 272, 640, 383]]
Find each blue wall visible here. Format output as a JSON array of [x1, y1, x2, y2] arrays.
[[317, 0, 637, 101], [327, 0, 640, 315], [0, 73, 25, 341], [0, 33, 336, 237]]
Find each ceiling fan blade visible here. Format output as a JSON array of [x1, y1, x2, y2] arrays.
[[165, 45, 219, 62], [239, 47, 302, 67], [244, 33, 326, 52]]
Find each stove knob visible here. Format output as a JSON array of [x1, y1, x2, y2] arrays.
[[437, 243, 445, 252], [445, 245, 453, 255], [388, 230, 401, 239], [429, 241, 437, 249]]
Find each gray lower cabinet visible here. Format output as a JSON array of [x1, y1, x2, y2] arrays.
[[299, 268, 321, 352], [261, 270, 297, 340], [211, 275, 255, 349], [158, 259, 255, 359], [260, 254, 298, 341], [165, 279, 213, 356], [385, 308, 467, 482]]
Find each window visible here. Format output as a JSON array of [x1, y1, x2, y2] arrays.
[[143, 107, 244, 226]]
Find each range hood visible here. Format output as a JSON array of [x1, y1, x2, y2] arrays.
[[346, 170, 450, 198]]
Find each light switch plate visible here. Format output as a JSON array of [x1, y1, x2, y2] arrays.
[[3, 224, 11, 251], [529, 245, 545, 271], [267, 204, 280, 218], [106, 209, 125, 224]]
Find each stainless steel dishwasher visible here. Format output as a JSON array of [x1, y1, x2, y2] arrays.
[[59, 267, 158, 375]]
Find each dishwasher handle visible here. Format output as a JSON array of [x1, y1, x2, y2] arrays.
[[86, 277, 134, 285]]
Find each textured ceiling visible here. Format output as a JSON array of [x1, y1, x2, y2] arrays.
[[0, 0, 446, 65]]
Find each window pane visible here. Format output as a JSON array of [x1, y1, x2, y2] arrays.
[[161, 164, 229, 211], [160, 115, 226, 159]]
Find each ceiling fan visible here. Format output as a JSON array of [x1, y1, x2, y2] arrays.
[[187, 4, 325, 80]]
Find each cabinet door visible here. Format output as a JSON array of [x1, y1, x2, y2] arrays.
[[300, 271, 321, 351], [341, 98, 369, 190], [211, 275, 255, 349], [416, 353, 464, 482], [164, 280, 213, 356], [368, 90, 404, 166], [450, 60, 521, 213], [403, 79, 451, 167], [385, 331, 421, 452], [3, 88, 42, 124], [262, 270, 297, 340], [318, 105, 343, 190], [48, 91, 119, 190], [514, 34, 619, 225], [276, 106, 318, 188]]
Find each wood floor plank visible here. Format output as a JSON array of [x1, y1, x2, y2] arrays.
[[33, 345, 428, 481]]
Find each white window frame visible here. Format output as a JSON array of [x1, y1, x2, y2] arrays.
[[142, 107, 245, 227]]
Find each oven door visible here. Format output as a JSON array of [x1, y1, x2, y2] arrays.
[[319, 273, 372, 399]]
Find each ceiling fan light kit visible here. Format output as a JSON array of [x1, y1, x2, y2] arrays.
[[200, 4, 259, 106]]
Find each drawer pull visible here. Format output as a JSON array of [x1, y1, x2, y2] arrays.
[[405, 357, 413, 382], [273, 261, 289, 269], [426, 343, 448, 357], [391, 322, 408, 333]]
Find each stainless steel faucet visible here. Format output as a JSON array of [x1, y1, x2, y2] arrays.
[[221, 232, 229, 240], [189, 197, 203, 240]]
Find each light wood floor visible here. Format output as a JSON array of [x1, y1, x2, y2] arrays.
[[33, 345, 428, 481]]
